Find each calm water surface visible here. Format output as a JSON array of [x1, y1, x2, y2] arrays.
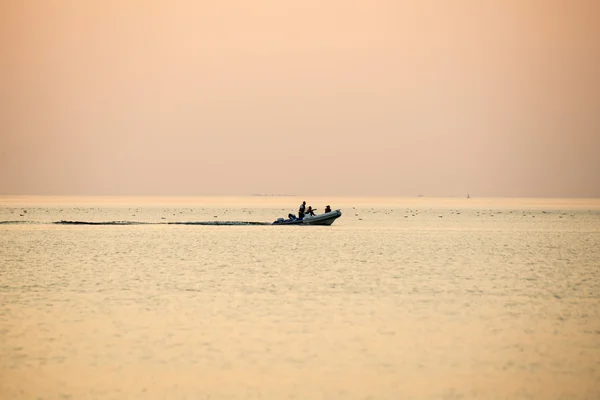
[[1, 196, 599, 399]]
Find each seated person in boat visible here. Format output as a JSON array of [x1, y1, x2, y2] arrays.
[[325, 205, 331, 213], [306, 206, 316, 216]]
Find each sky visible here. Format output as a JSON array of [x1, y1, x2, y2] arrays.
[[1, 0, 599, 197]]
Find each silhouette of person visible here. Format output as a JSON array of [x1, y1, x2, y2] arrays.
[[298, 201, 306, 219]]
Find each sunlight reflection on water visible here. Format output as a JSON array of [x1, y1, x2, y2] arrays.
[[1, 197, 599, 399]]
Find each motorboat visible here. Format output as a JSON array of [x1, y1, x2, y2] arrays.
[[301, 209, 342, 225], [272, 209, 342, 226]]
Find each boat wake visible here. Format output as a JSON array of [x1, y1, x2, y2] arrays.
[[0, 220, 271, 226]]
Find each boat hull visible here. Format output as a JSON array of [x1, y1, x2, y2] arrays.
[[272, 218, 303, 225], [301, 209, 342, 226]]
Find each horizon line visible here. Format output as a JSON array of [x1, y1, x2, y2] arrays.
[[1, 194, 599, 199]]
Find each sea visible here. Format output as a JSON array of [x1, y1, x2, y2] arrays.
[[1, 196, 599, 400]]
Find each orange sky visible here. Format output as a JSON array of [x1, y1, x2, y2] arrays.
[[1, 0, 599, 196]]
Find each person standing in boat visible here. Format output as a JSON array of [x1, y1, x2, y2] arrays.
[[298, 201, 306, 219], [325, 205, 331, 213]]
